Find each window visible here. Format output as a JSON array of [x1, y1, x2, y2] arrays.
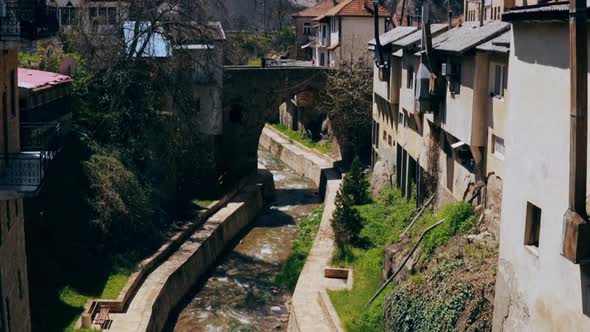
[[60, 6, 77, 25], [388, 135, 392, 146], [320, 53, 325, 66], [303, 23, 311, 35], [321, 25, 327, 38], [375, 122, 380, 148], [524, 202, 542, 248], [407, 66, 414, 89], [492, 135, 505, 159], [383, 130, 387, 141], [331, 18, 336, 31], [493, 63, 505, 97], [450, 63, 461, 94]]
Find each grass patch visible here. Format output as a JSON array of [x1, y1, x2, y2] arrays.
[[275, 207, 323, 292], [329, 248, 391, 332], [328, 186, 478, 331], [268, 123, 332, 155], [30, 253, 137, 332]]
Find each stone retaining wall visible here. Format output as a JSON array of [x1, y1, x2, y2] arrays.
[[259, 125, 346, 332]]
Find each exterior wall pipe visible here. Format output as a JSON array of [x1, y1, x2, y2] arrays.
[[562, 0, 590, 264]]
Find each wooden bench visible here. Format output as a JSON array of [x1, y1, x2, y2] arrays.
[[94, 305, 110, 327]]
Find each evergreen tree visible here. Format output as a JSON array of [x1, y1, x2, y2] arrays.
[[342, 156, 370, 205], [331, 189, 363, 249]]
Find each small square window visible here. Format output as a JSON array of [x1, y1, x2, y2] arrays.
[[492, 135, 505, 159], [524, 202, 542, 248], [303, 23, 311, 35], [493, 64, 505, 97]]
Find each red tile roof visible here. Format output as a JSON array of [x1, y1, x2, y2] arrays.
[[324, 0, 392, 17], [293, 0, 339, 17]]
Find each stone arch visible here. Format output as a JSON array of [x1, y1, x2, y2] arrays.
[[220, 67, 327, 177]]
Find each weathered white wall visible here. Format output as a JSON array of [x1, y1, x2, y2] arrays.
[[441, 55, 476, 145], [493, 21, 590, 332], [485, 53, 508, 180], [400, 51, 417, 114], [338, 17, 385, 65]]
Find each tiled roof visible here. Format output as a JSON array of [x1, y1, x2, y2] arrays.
[[432, 20, 510, 54], [368, 26, 418, 46], [322, 0, 392, 18], [392, 23, 449, 48], [293, 0, 339, 17], [476, 31, 510, 54]]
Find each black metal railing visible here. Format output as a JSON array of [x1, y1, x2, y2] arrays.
[[0, 121, 63, 192], [0, 152, 50, 187], [0, 1, 58, 42]]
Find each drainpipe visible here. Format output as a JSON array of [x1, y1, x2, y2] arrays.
[[373, 0, 388, 79], [479, 0, 484, 26], [563, 0, 590, 264], [448, 10, 452, 31]]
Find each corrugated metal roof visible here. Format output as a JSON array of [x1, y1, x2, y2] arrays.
[[502, 1, 590, 21], [476, 31, 510, 54], [392, 24, 449, 48], [368, 26, 418, 46], [432, 20, 510, 54]]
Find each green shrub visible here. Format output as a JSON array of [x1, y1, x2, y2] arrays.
[[275, 208, 323, 292], [422, 202, 477, 256], [385, 281, 473, 332], [83, 154, 158, 253], [269, 123, 332, 154]]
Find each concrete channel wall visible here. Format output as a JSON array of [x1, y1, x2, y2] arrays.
[[144, 185, 266, 332], [259, 125, 347, 332], [259, 125, 335, 195], [106, 172, 274, 331]]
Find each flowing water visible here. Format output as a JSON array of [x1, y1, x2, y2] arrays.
[[171, 148, 321, 332]]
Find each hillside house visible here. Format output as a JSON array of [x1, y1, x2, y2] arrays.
[[493, 4, 590, 330], [293, 0, 391, 67], [0, 0, 59, 330], [371, 18, 509, 218]]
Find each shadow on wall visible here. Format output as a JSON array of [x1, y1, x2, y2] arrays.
[[513, 22, 570, 69]]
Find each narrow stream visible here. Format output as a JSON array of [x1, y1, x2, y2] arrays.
[[171, 148, 321, 331]]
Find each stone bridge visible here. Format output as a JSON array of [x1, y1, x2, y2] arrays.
[[219, 66, 328, 177]]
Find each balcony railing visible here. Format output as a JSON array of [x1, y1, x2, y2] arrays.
[[0, 1, 58, 42], [0, 121, 63, 194]]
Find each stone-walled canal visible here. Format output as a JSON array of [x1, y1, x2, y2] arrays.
[[171, 148, 321, 331]]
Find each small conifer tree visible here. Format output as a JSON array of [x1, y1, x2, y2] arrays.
[[331, 188, 363, 249], [342, 156, 370, 205]]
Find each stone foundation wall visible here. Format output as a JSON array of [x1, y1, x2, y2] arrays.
[[0, 199, 30, 332]]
